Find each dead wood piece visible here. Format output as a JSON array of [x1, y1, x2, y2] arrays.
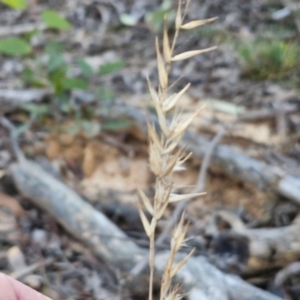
[[0, 89, 49, 113], [0, 24, 45, 38], [238, 104, 299, 122], [10, 159, 281, 300], [224, 274, 282, 300], [209, 212, 300, 274], [10, 160, 143, 272], [275, 261, 300, 287], [242, 224, 300, 274]]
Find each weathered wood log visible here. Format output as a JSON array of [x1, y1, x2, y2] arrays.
[[0, 89, 49, 113], [242, 223, 300, 274], [208, 211, 300, 274], [10, 160, 144, 272], [10, 160, 281, 300]]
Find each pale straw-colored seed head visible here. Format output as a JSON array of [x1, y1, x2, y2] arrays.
[[137, 2, 217, 300]]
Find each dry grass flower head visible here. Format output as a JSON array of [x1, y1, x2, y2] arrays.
[[137, 1, 217, 299]]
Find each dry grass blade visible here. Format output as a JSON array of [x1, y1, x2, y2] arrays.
[[171, 46, 217, 61], [169, 192, 206, 202], [170, 249, 195, 277], [138, 189, 154, 215], [164, 287, 184, 300], [163, 17, 172, 63], [156, 37, 168, 90], [163, 83, 190, 112], [180, 17, 218, 30], [137, 200, 152, 237], [175, 0, 182, 31], [147, 77, 169, 135]]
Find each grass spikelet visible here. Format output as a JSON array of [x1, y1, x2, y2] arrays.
[[137, 2, 217, 300]]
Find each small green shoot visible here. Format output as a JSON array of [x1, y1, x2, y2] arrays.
[[0, 37, 31, 56], [77, 58, 94, 78], [145, 0, 176, 32], [101, 119, 131, 131], [41, 10, 71, 30], [237, 39, 299, 81], [62, 78, 88, 90], [21, 103, 50, 119], [99, 60, 126, 75], [1, 0, 27, 10]]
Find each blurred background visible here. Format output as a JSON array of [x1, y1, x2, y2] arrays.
[[0, 0, 300, 299]]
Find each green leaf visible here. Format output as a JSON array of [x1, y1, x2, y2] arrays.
[[41, 10, 71, 30], [48, 67, 68, 94], [102, 119, 131, 131], [1, 0, 27, 10], [47, 54, 65, 73], [22, 67, 47, 87], [62, 78, 88, 90], [21, 103, 50, 116], [145, 0, 176, 32], [120, 13, 138, 26], [77, 58, 93, 78], [99, 60, 126, 75], [0, 38, 31, 56]]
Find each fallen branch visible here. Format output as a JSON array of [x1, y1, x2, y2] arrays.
[[208, 211, 300, 274], [0, 89, 49, 113], [10, 159, 281, 299], [0, 23, 45, 38], [242, 223, 300, 274]]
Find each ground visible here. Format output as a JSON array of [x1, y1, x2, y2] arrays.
[[0, 0, 300, 299]]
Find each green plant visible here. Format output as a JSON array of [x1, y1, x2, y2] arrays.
[[0, 0, 27, 10], [237, 38, 299, 81], [137, 1, 216, 299], [0, 9, 70, 56], [0, 37, 31, 56], [20, 38, 127, 135], [41, 10, 71, 30], [145, 0, 177, 32]]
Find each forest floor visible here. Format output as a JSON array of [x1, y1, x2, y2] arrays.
[[0, 0, 300, 299]]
